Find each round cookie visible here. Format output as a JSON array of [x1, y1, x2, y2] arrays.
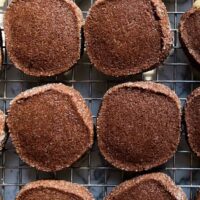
[[97, 82, 181, 172], [17, 180, 94, 200], [179, 1, 200, 67], [105, 173, 187, 200], [7, 83, 93, 172], [185, 87, 200, 157], [4, 0, 83, 77], [84, 0, 172, 77]]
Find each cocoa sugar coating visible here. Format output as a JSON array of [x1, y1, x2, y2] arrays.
[[7, 84, 93, 172], [97, 82, 181, 172], [0, 109, 6, 151], [105, 173, 187, 200], [185, 87, 200, 157], [4, 0, 83, 76], [17, 180, 94, 200], [85, 0, 172, 77], [180, 8, 200, 66]]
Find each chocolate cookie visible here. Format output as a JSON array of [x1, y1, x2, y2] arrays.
[[105, 173, 187, 200], [0, 109, 6, 151], [179, 2, 200, 67], [84, 0, 172, 77], [97, 82, 181, 172], [185, 86, 200, 157], [4, 0, 83, 77], [16, 180, 94, 200], [7, 83, 93, 172]]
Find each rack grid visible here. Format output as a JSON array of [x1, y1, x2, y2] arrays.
[[0, 0, 200, 199]]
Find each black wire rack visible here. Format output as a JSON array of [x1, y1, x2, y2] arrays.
[[0, 0, 200, 199]]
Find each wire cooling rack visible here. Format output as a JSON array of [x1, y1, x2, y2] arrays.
[[0, 0, 200, 199]]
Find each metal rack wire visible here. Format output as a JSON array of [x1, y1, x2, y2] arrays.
[[0, 0, 199, 199]]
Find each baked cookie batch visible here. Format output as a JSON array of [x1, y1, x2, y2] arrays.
[[1, 0, 200, 199]]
